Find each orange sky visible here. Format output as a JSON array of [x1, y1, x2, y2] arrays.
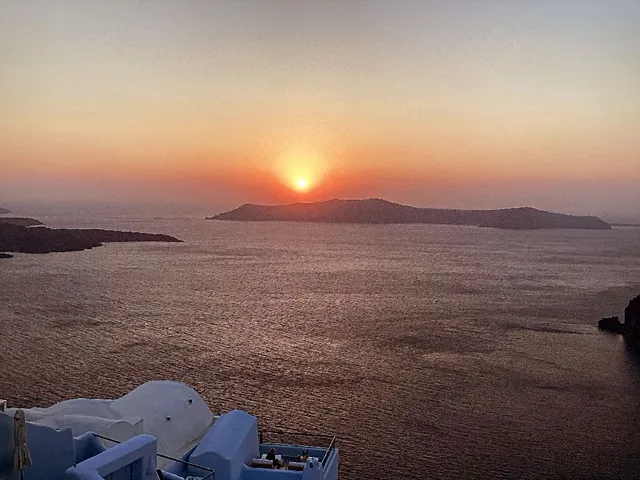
[[1, 1, 639, 217]]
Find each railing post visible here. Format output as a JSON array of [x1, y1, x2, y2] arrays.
[[320, 436, 337, 466]]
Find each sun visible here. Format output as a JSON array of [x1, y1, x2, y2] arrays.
[[274, 145, 327, 194], [295, 177, 309, 191]]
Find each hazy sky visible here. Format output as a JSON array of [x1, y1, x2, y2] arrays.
[[1, 0, 639, 217]]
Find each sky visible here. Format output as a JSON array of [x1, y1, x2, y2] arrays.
[[1, 0, 639, 218]]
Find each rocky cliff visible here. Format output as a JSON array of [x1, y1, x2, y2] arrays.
[[625, 295, 640, 344], [598, 295, 640, 344]]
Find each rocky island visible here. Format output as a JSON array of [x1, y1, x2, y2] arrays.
[[208, 199, 611, 230], [598, 295, 640, 345], [0, 221, 182, 254], [0, 217, 44, 227]]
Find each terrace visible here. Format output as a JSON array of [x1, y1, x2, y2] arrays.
[[2, 405, 337, 480], [162, 410, 339, 480]]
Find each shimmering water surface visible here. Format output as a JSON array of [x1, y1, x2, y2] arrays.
[[2, 210, 640, 479]]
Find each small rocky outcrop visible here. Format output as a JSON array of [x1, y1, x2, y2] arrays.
[[598, 316, 624, 333], [0, 252, 13, 259], [598, 295, 640, 344]]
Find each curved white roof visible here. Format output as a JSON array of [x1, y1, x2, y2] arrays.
[[7, 380, 215, 467]]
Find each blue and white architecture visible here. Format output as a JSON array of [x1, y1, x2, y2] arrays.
[[0, 381, 338, 480]]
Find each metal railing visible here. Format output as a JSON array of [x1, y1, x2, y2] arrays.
[[320, 435, 337, 466], [258, 429, 337, 468], [93, 433, 214, 480]]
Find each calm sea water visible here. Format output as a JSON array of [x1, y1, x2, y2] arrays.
[[1, 209, 640, 479]]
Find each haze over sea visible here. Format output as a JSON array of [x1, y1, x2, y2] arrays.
[[2, 205, 640, 479]]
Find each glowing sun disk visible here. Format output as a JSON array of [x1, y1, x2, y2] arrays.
[[296, 177, 309, 190]]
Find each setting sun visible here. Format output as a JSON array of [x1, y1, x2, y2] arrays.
[[296, 178, 309, 190], [273, 145, 329, 195]]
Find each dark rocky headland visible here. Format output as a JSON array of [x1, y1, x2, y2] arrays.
[[0, 217, 44, 227], [0, 220, 182, 254], [208, 198, 611, 230], [598, 295, 640, 344]]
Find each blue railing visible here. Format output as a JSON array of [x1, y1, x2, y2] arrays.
[[93, 433, 215, 480], [258, 429, 337, 468]]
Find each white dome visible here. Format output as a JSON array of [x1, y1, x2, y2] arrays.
[[7, 381, 215, 467]]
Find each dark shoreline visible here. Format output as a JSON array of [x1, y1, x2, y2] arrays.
[[0, 222, 182, 254]]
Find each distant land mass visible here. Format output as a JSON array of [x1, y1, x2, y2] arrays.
[[0, 217, 44, 227], [610, 222, 640, 228], [208, 199, 611, 230], [0, 222, 182, 254], [0, 207, 11, 214]]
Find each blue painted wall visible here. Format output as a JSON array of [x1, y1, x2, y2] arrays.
[[240, 465, 305, 480], [0, 411, 75, 480], [67, 434, 157, 480], [74, 432, 108, 464], [319, 449, 338, 480], [189, 410, 259, 480]]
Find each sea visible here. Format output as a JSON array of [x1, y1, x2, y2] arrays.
[[1, 205, 640, 479]]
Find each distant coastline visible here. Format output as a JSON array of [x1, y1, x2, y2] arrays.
[[0, 213, 182, 255], [207, 198, 611, 230], [610, 223, 640, 228], [0, 217, 43, 227]]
